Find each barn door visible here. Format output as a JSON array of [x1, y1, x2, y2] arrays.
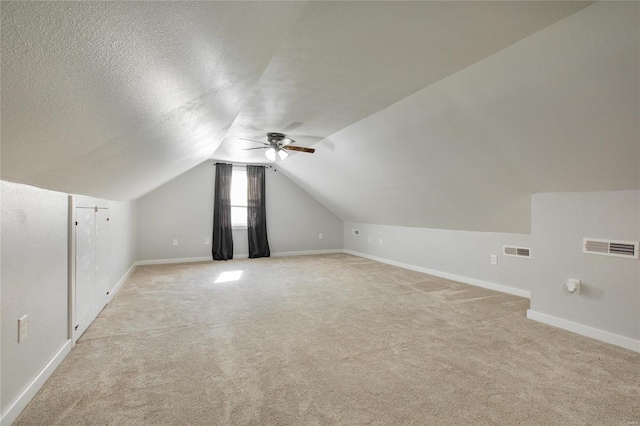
[[75, 207, 96, 340], [73, 205, 110, 342]]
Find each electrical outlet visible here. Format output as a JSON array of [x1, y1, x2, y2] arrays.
[[205, 237, 210, 245], [173, 239, 178, 246], [566, 279, 581, 294], [368, 236, 372, 243], [352, 229, 360, 236], [490, 255, 498, 265], [319, 233, 323, 240], [18, 315, 28, 343], [379, 238, 383, 245]]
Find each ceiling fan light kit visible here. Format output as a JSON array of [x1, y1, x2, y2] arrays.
[[241, 132, 315, 161], [265, 147, 276, 161]]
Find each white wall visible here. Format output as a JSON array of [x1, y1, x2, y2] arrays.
[[529, 191, 640, 349], [344, 222, 531, 297], [136, 160, 343, 261], [0, 181, 138, 421], [1, 181, 69, 415]]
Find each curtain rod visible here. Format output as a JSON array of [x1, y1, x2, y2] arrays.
[[214, 162, 274, 169]]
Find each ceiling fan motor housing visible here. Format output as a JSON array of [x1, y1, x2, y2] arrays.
[[267, 132, 287, 144]]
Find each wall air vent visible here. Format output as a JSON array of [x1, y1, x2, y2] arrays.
[[583, 238, 638, 259], [503, 246, 531, 258]]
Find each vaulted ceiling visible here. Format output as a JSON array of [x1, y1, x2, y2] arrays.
[[2, 2, 638, 233]]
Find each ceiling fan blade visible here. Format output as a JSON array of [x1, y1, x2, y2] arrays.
[[284, 146, 315, 153], [239, 137, 269, 146], [243, 147, 269, 151], [281, 121, 304, 133]]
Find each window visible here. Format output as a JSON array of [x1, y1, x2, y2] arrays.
[[230, 168, 247, 227]]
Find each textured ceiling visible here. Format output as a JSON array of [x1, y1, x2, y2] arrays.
[[3, 2, 636, 234], [1, 1, 589, 201], [1, 1, 305, 200]]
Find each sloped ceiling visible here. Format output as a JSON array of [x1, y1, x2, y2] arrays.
[[2, 1, 587, 202], [1, 1, 305, 200], [279, 2, 639, 233], [2, 2, 636, 234], [212, 1, 591, 162]]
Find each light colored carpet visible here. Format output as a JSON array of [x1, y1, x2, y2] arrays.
[[15, 254, 640, 425]]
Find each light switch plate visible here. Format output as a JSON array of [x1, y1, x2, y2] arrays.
[[18, 315, 28, 343]]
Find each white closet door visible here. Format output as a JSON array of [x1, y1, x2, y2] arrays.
[[95, 208, 110, 311], [75, 208, 96, 340]]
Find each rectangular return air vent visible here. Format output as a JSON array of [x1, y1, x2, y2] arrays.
[[583, 238, 638, 259], [503, 246, 531, 258]]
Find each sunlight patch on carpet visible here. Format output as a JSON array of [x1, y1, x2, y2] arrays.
[[214, 270, 243, 284]]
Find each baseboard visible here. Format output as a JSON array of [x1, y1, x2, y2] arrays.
[[231, 250, 342, 258], [136, 250, 344, 265], [107, 262, 136, 303], [272, 249, 343, 257], [0, 339, 72, 426], [344, 250, 531, 299], [526, 310, 640, 352], [136, 256, 212, 266]]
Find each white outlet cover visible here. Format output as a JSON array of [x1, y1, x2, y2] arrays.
[[491, 255, 498, 265], [379, 239, 383, 245], [368, 236, 372, 243], [173, 239, 178, 246], [205, 237, 210, 245], [319, 233, 323, 240], [566, 279, 581, 294]]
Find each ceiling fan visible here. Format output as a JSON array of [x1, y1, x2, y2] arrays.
[[241, 132, 315, 161]]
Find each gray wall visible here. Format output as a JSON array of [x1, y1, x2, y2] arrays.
[[108, 200, 138, 281], [136, 160, 343, 261], [531, 191, 640, 341], [344, 222, 532, 294], [1, 180, 137, 417]]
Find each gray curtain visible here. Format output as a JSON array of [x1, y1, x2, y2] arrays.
[[247, 165, 270, 258], [212, 163, 234, 260]]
